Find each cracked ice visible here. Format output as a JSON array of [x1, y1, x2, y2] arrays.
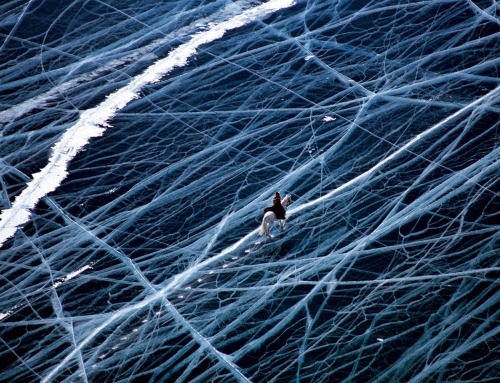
[[0, 1, 499, 382]]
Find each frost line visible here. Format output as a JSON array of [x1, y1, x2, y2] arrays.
[[0, 0, 295, 249]]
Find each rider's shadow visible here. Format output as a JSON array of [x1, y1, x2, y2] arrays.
[[265, 230, 298, 259]]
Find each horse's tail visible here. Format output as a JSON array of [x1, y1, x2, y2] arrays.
[[259, 217, 266, 236]]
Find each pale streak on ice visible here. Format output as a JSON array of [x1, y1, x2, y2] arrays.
[[39, 225, 261, 383], [167, 86, 500, 272], [32, 2, 295, 381], [0, 263, 94, 321], [0, 0, 296, 249], [0, 0, 246, 124], [288, 85, 500, 217], [52, 264, 93, 288]]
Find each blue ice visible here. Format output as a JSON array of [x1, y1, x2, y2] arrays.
[[0, 1, 498, 382]]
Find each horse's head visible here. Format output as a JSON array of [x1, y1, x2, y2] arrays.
[[282, 194, 293, 208]]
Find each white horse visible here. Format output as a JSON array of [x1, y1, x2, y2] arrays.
[[259, 194, 293, 237]]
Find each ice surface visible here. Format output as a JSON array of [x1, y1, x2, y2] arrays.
[[0, 0, 499, 382]]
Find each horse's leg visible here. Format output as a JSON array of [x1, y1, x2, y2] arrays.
[[259, 215, 268, 236], [266, 216, 273, 237], [266, 213, 276, 237], [260, 213, 272, 237]]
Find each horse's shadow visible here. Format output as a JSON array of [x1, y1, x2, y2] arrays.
[[251, 227, 296, 259]]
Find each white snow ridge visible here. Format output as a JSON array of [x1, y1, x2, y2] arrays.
[[0, 1, 498, 383], [0, 0, 295, 248]]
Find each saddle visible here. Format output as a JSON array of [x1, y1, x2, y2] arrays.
[[264, 205, 286, 220]]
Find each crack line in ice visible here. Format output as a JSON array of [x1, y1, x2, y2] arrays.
[[2, 2, 498, 381], [466, 0, 500, 26], [37, 211, 259, 383], [0, 0, 35, 54], [98, 147, 495, 357], [0, 0, 296, 249], [45, 198, 157, 290], [373, 295, 499, 383], [37, 225, 260, 383], [200, 36, 499, 199], [0, 1, 255, 126], [141, 88, 500, 341], [156, 114, 497, 290], [187, 267, 499, 292], [9, 2, 299, 381], [161, 297, 251, 383], [52, 264, 93, 289], [287, 85, 500, 216]]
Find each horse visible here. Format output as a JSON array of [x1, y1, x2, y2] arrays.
[[259, 194, 293, 237]]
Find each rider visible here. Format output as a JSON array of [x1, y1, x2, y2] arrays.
[[264, 192, 286, 220]]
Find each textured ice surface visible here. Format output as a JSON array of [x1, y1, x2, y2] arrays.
[[0, 0, 499, 382]]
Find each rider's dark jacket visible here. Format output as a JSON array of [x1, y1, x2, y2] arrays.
[[264, 193, 286, 220]]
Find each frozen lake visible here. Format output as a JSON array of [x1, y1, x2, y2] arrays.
[[0, 0, 499, 382]]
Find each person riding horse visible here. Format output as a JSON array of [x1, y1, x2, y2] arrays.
[[264, 192, 286, 220], [259, 192, 292, 236]]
